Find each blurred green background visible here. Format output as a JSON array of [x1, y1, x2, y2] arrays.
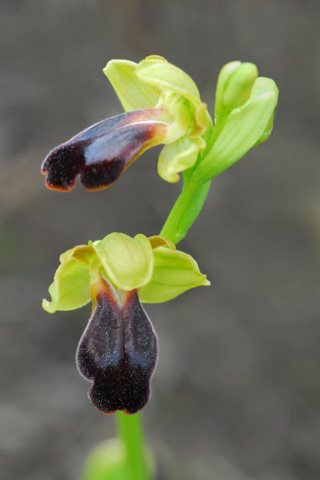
[[0, 1, 319, 479]]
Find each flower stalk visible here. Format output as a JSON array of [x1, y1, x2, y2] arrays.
[[116, 412, 151, 480], [160, 173, 211, 244]]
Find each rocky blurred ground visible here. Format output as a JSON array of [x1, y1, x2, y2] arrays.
[[0, 1, 320, 479]]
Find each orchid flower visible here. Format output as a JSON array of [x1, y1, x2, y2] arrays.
[[41, 57, 278, 193], [42, 233, 209, 414], [41, 55, 210, 190]]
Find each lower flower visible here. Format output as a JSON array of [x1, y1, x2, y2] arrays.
[[42, 232, 209, 414]]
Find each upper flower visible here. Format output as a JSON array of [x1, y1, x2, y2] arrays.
[[41, 55, 211, 191], [42, 232, 209, 414], [41, 56, 278, 192], [104, 55, 212, 183]]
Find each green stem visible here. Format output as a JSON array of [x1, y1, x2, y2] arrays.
[[159, 113, 228, 245], [160, 173, 211, 244], [116, 412, 151, 480], [113, 175, 210, 480]]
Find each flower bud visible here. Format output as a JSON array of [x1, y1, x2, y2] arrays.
[[215, 61, 258, 118], [195, 77, 279, 183]]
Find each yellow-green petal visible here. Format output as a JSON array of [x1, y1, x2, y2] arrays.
[[148, 235, 176, 251], [158, 136, 205, 183], [159, 94, 193, 144], [136, 57, 201, 106], [59, 244, 95, 264], [42, 257, 91, 313], [103, 59, 160, 112], [140, 247, 210, 303], [94, 233, 154, 291], [189, 102, 209, 138]]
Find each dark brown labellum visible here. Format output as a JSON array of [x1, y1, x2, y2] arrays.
[[76, 279, 158, 414], [41, 109, 167, 191]]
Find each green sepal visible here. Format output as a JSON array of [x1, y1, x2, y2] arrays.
[[42, 246, 92, 313], [253, 109, 275, 146], [158, 136, 206, 183], [195, 76, 279, 183], [103, 59, 160, 112], [251, 77, 278, 146], [94, 233, 154, 291], [140, 246, 210, 303]]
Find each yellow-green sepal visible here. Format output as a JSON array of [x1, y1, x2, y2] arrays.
[[103, 59, 161, 112], [93, 233, 154, 291], [42, 245, 93, 313], [195, 76, 279, 183], [140, 246, 210, 303]]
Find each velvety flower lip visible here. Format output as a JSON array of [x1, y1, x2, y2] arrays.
[[41, 109, 167, 191], [76, 276, 158, 415]]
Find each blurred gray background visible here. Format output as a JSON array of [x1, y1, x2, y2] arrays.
[[0, 1, 319, 479]]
